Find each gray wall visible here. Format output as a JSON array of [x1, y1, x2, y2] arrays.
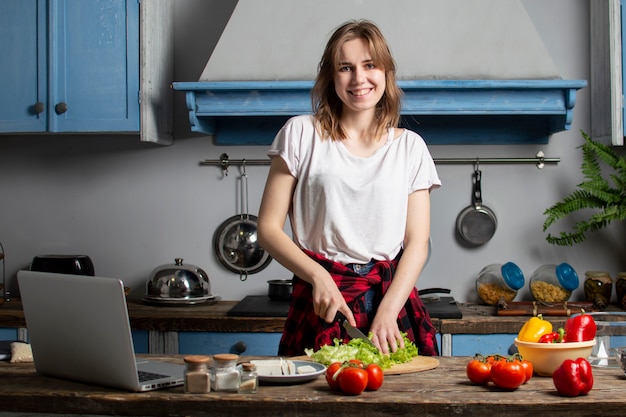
[[0, 0, 624, 304]]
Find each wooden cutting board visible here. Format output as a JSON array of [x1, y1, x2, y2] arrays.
[[292, 355, 439, 375]]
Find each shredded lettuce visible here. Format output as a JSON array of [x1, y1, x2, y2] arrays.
[[304, 332, 418, 369]]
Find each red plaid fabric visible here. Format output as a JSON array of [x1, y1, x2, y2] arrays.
[[277, 250, 439, 356]]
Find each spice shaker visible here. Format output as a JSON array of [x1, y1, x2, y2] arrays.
[[238, 362, 258, 394], [183, 355, 211, 393], [211, 353, 240, 392], [529, 263, 579, 303], [475, 262, 525, 306], [583, 271, 613, 310]]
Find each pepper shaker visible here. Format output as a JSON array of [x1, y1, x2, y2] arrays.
[[183, 355, 211, 393]]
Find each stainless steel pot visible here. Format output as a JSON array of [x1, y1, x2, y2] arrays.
[[145, 258, 211, 299], [456, 168, 497, 246]]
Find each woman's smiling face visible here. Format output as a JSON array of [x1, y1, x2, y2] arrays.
[[333, 38, 386, 115]]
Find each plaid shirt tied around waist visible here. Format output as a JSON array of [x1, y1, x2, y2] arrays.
[[277, 250, 439, 357]]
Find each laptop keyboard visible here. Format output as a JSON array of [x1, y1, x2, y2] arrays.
[[138, 370, 170, 382]]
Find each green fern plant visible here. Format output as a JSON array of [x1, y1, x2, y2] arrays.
[[543, 130, 626, 246]]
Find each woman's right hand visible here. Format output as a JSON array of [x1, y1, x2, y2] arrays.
[[311, 275, 355, 325]]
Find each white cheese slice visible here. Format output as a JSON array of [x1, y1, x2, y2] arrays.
[[250, 360, 283, 376], [296, 365, 317, 374]]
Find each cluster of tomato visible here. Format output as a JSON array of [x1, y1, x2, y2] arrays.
[[325, 359, 384, 395], [466, 353, 533, 390]]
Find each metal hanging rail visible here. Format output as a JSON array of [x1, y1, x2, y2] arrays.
[[201, 152, 559, 175]]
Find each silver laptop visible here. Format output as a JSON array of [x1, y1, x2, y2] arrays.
[[17, 270, 185, 392]]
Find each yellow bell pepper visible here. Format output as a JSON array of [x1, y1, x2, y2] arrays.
[[517, 314, 553, 342]]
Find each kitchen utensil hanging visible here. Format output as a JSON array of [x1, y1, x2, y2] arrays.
[[456, 161, 498, 245], [213, 160, 272, 280]]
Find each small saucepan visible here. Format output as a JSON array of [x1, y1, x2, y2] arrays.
[[267, 279, 293, 301], [456, 168, 497, 246]]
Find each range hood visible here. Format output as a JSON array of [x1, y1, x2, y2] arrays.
[[173, 0, 586, 145]]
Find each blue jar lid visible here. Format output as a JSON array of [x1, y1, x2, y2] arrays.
[[556, 262, 579, 291], [501, 262, 525, 290]]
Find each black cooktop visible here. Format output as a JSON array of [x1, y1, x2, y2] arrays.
[[227, 295, 462, 319]]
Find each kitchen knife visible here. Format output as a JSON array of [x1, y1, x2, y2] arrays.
[[335, 311, 378, 350]]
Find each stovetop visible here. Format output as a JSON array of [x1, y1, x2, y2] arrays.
[[228, 295, 462, 319]]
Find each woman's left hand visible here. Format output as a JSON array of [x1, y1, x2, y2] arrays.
[[369, 312, 405, 354]]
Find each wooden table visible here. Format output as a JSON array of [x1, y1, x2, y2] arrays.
[[0, 355, 625, 417]]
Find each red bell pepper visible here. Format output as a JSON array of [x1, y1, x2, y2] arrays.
[[538, 327, 565, 343], [552, 358, 594, 396], [563, 310, 597, 342]]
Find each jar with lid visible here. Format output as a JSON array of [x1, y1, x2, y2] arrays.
[[583, 271, 613, 310], [616, 272, 626, 309], [210, 353, 240, 392], [529, 263, 579, 303], [183, 355, 211, 393], [238, 362, 258, 394], [475, 262, 524, 306]]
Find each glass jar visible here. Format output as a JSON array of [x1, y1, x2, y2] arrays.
[[583, 271, 613, 310], [616, 272, 626, 309], [210, 353, 240, 392], [475, 262, 524, 306], [529, 263, 579, 303], [183, 355, 211, 393], [238, 362, 258, 394]]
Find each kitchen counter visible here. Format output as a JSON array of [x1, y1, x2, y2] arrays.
[[2, 298, 624, 334], [0, 354, 625, 417]]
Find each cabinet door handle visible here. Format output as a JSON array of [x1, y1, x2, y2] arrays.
[[55, 102, 68, 115], [34, 102, 45, 114], [233, 341, 247, 354]]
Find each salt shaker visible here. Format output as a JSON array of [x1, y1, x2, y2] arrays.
[[183, 355, 211, 393], [238, 362, 258, 394], [211, 353, 240, 392]]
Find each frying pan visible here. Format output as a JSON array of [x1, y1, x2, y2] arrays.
[[456, 168, 497, 246], [214, 162, 272, 280]]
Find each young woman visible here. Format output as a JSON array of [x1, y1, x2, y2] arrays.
[[257, 20, 440, 356]]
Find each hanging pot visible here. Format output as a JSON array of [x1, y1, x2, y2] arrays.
[[456, 167, 498, 246], [213, 162, 272, 280]]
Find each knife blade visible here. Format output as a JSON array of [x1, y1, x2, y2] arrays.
[[336, 311, 378, 350]]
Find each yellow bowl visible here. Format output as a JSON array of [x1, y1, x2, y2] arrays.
[[514, 338, 596, 376]]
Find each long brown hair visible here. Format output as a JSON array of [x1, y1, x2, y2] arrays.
[[311, 20, 402, 141]]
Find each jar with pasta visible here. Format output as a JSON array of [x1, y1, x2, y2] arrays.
[[476, 262, 525, 306], [529, 263, 579, 303]]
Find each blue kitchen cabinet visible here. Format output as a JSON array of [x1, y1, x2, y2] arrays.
[[450, 334, 517, 356], [178, 332, 282, 356], [0, 328, 19, 341], [0, 0, 139, 133], [131, 329, 150, 354]]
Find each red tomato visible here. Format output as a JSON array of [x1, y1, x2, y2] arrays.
[[348, 359, 364, 368], [339, 366, 368, 395], [365, 364, 384, 391], [519, 359, 533, 384], [490, 359, 526, 390], [325, 362, 343, 391], [466, 358, 492, 385]]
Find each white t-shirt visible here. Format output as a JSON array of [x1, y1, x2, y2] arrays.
[[268, 115, 441, 265]]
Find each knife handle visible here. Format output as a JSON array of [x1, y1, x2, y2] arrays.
[[335, 311, 347, 323]]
